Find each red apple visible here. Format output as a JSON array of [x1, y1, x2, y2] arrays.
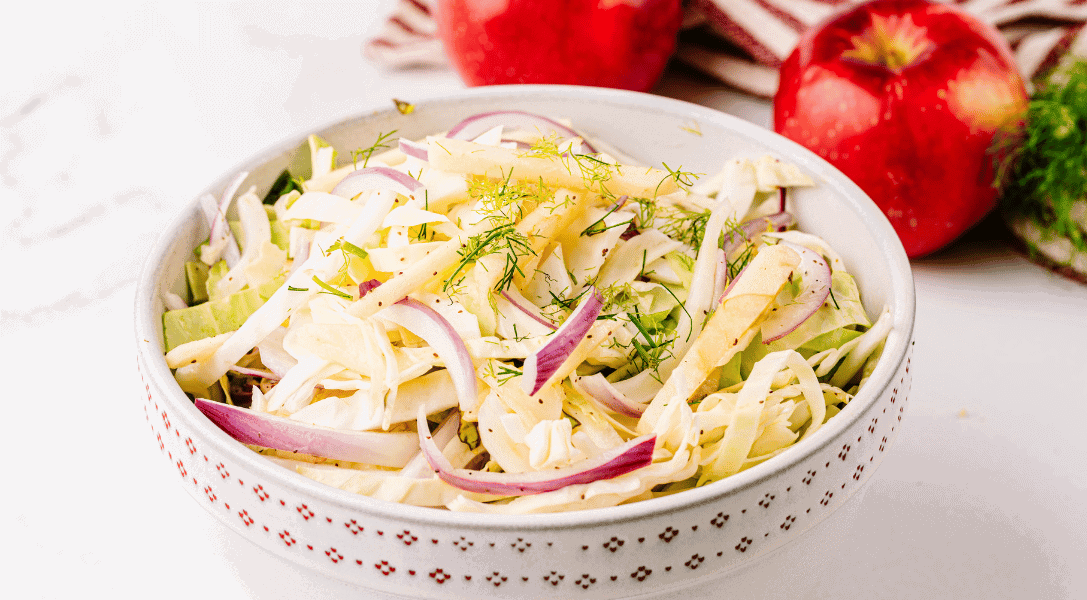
[[773, 0, 1028, 257], [436, 0, 683, 92]]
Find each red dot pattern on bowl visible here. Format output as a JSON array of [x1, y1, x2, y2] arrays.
[[139, 341, 913, 597]]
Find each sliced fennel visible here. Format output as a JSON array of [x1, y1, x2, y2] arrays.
[[164, 112, 892, 513]]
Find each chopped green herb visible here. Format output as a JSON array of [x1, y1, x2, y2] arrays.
[[263, 170, 304, 204], [326, 239, 369, 261], [310, 275, 352, 299], [624, 318, 675, 382], [444, 170, 548, 293], [632, 196, 656, 229], [580, 196, 632, 237], [468, 168, 550, 221], [658, 205, 711, 248], [417, 192, 430, 241], [445, 218, 534, 293], [657, 163, 699, 196], [522, 136, 621, 199], [486, 361, 524, 385], [352, 130, 398, 169], [680, 121, 703, 136], [999, 58, 1087, 257]]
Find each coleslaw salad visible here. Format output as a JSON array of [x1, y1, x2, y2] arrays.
[[161, 110, 892, 514]]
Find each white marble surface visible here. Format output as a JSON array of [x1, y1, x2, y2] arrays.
[[5, 3, 1085, 599]]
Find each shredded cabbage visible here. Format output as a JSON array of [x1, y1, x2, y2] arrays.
[[164, 114, 892, 512]]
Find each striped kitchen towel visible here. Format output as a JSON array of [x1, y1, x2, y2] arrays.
[[363, 0, 1087, 97]]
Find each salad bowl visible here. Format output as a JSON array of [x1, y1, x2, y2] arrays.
[[134, 85, 915, 599]]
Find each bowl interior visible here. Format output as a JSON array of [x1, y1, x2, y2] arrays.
[[137, 84, 915, 528]]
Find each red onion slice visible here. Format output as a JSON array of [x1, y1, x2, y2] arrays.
[[760, 240, 832, 342], [195, 398, 418, 468], [358, 279, 381, 297], [521, 287, 603, 397], [377, 298, 478, 411], [717, 212, 796, 303], [720, 262, 747, 300], [400, 409, 461, 479], [398, 138, 429, 161], [331, 166, 424, 200], [446, 110, 598, 153], [416, 408, 654, 496], [571, 373, 647, 418], [722, 212, 795, 256], [500, 291, 557, 330]]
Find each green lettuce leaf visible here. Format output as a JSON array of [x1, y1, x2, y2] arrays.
[[766, 270, 870, 354], [163, 274, 285, 352]]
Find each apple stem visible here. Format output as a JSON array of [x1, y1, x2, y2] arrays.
[[842, 13, 934, 73]]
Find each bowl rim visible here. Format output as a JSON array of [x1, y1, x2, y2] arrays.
[[135, 84, 916, 531]]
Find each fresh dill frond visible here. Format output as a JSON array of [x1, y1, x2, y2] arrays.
[[326, 239, 369, 261], [570, 152, 616, 180], [417, 192, 430, 241], [999, 58, 1087, 254], [672, 252, 694, 272], [468, 169, 550, 221], [311, 275, 353, 299], [444, 217, 534, 293], [658, 205, 711, 248], [680, 121, 703, 136], [545, 290, 576, 313], [623, 308, 676, 382], [523, 135, 562, 159], [521, 134, 622, 199], [628, 312, 658, 347], [632, 196, 656, 229], [659, 283, 692, 341], [601, 287, 679, 382], [580, 198, 633, 237], [541, 286, 590, 321], [484, 361, 523, 385], [656, 163, 700, 196], [498, 365, 522, 384], [596, 282, 638, 321], [321, 238, 368, 284], [727, 240, 758, 280], [444, 168, 554, 293], [567, 152, 621, 199], [352, 130, 398, 168]]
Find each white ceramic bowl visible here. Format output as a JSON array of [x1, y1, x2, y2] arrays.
[[135, 85, 915, 599]]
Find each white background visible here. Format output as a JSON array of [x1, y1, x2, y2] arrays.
[[4, 2, 1085, 598]]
